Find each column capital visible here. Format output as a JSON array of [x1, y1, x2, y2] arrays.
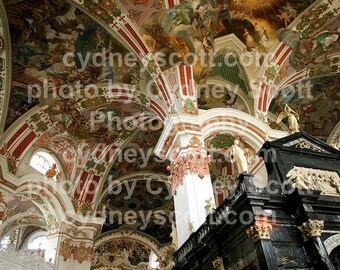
[[298, 219, 324, 241], [246, 222, 273, 242], [59, 239, 94, 264], [154, 113, 202, 159], [167, 144, 210, 194], [52, 221, 101, 266], [212, 256, 225, 270]]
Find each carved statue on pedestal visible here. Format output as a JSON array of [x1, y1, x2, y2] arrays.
[[230, 139, 248, 173]]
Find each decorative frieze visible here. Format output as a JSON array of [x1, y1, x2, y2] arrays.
[[59, 239, 94, 264], [286, 166, 340, 196], [298, 219, 324, 241], [246, 222, 272, 242]]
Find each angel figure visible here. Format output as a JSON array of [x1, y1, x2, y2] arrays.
[[277, 104, 300, 134]]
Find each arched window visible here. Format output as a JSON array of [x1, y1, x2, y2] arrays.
[[27, 235, 47, 250], [29, 151, 60, 180], [0, 236, 10, 249]]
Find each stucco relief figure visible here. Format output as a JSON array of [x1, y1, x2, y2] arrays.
[[230, 140, 248, 173], [188, 221, 195, 234], [205, 197, 215, 216], [277, 104, 300, 134]]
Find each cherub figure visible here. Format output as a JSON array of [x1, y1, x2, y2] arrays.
[[204, 197, 215, 216], [46, 163, 57, 178]]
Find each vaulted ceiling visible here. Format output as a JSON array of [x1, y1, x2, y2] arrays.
[[1, 0, 339, 249]]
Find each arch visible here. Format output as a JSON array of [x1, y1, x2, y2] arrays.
[[64, 0, 174, 109], [204, 79, 254, 116], [324, 234, 340, 254], [93, 228, 175, 269], [0, 209, 47, 238], [0, 0, 12, 135], [200, 108, 288, 150], [28, 150, 62, 178], [14, 174, 76, 223], [26, 230, 48, 251], [256, 0, 339, 115]]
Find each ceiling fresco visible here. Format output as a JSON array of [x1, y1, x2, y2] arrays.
[[140, 0, 317, 83], [101, 179, 173, 244], [197, 84, 250, 113], [105, 180, 172, 212], [93, 238, 152, 269], [4, 0, 141, 129], [269, 75, 340, 141], [0, 0, 339, 265]]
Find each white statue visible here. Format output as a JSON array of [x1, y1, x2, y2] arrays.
[[277, 104, 300, 134], [188, 221, 195, 234], [205, 197, 215, 216], [170, 223, 178, 248], [230, 139, 248, 173]]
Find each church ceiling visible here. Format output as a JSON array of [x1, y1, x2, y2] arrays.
[[101, 178, 173, 244], [4, 0, 143, 130], [269, 74, 340, 141], [139, 0, 317, 82], [0, 0, 339, 255]]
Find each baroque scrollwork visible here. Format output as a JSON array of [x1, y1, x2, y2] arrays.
[[294, 141, 324, 152], [286, 166, 340, 196], [59, 239, 94, 264], [298, 219, 324, 241]]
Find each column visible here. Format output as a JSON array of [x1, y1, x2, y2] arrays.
[[51, 220, 102, 270], [167, 141, 215, 247], [246, 221, 277, 270], [299, 219, 335, 270]]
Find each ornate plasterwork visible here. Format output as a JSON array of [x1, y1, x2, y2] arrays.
[[324, 234, 340, 254], [286, 166, 340, 196], [93, 229, 175, 270], [59, 239, 94, 264], [246, 222, 273, 242], [298, 219, 324, 241], [294, 141, 324, 153], [0, 191, 7, 220], [212, 256, 225, 270], [283, 138, 328, 153], [0, 0, 11, 135], [167, 148, 211, 194]]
